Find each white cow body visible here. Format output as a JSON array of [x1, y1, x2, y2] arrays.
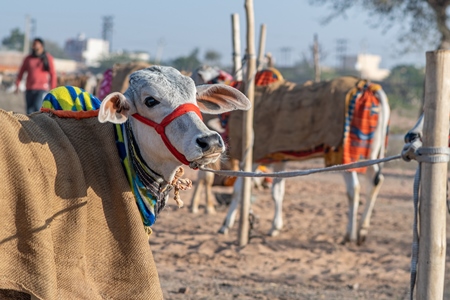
[[190, 66, 390, 244], [219, 88, 390, 244]]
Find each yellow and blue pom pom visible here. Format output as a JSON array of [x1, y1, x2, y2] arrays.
[[42, 86, 101, 112]]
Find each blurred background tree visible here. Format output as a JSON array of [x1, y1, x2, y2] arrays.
[[169, 48, 201, 72], [309, 0, 450, 51], [44, 40, 68, 59], [204, 49, 222, 67], [382, 65, 425, 110], [2, 28, 24, 51], [2, 27, 68, 59]]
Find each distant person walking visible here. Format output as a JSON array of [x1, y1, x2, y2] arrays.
[[16, 38, 56, 114]]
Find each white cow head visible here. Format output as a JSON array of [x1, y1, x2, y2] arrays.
[[191, 65, 221, 85], [98, 66, 250, 181]]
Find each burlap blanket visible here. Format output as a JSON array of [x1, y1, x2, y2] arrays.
[[228, 77, 360, 161], [0, 110, 162, 299]]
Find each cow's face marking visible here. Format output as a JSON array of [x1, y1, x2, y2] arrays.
[[98, 66, 250, 181]]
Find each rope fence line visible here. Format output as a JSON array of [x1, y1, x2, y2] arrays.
[[198, 140, 450, 300], [199, 154, 402, 178]]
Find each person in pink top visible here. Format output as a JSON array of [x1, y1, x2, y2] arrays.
[[15, 38, 57, 114]]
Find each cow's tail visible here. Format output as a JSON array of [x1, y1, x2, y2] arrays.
[[374, 88, 390, 186]]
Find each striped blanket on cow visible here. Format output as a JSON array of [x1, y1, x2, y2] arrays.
[[341, 81, 387, 172], [227, 76, 388, 173]]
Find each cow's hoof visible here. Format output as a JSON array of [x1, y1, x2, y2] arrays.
[[190, 206, 199, 214], [268, 228, 280, 237], [218, 226, 229, 235], [342, 233, 357, 245], [206, 207, 216, 215], [357, 228, 368, 245]]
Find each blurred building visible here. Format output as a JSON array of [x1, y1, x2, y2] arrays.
[[113, 49, 151, 62], [342, 53, 390, 81], [64, 33, 109, 67], [0, 51, 24, 73], [0, 50, 82, 74], [129, 51, 150, 62]]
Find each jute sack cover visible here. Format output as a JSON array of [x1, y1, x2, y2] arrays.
[[228, 76, 359, 161], [110, 62, 152, 93], [0, 110, 162, 300]]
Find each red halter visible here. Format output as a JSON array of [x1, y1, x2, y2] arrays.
[[131, 103, 203, 166]]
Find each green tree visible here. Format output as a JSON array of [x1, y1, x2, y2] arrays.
[[309, 0, 450, 50], [382, 65, 425, 109], [169, 48, 201, 72], [204, 50, 222, 66], [2, 28, 25, 51], [44, 40, 68, 59]]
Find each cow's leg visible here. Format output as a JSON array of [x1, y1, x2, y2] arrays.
[[343, 171, 360, 243], [358, 164, 384, 244], [218, 176, 243, 234], [204, 170, 216, 214], [269, 162, 286, 237], [190, 172, 205, 214], [219, 163, 261, 234]]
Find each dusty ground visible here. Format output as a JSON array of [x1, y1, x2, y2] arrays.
[[152, 109, 450, 299], [1, 90, 449, 299]]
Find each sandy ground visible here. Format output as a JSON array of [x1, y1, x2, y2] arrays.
[[152, 160, 450, 300], [151, 110, 450, 299], [1, 90, 449, 299]]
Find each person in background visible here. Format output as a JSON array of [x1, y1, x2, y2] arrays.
[[15, 37, 57, 114]]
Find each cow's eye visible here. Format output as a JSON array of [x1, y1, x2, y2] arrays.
[[144, 96, 160, 108]]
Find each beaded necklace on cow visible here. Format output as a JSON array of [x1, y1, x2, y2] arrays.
[[115, 121, 172, 232], [115, 106, 197, 232]]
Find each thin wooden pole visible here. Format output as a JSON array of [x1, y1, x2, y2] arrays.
[[231, 14, 243, 81], [266, 52, 274, 68], [416, 50, 450, 299], [238, 0, 256, 247], [257, 24, 266, 71], [23, 15, 30, 55], [313, 34, 320, 82]]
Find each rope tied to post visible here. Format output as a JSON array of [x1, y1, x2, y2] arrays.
[[401, 139, 450, 300], [199, 140, 449, 299]]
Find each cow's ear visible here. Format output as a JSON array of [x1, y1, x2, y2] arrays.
[[98, 92, 131, 124], [196, 84, 251, 114]]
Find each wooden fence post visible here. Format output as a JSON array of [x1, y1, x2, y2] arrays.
[[416, 50, 450, 299], [231, 14, 243, 81], [257, 24, 267, 71], [238, 0, 256, 247]]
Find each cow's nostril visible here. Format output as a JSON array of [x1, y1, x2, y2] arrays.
[[196, 137, 210, 151], [197, 134, 223, 152]]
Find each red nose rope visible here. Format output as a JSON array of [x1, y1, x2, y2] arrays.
[[132, 103, 203, 167]]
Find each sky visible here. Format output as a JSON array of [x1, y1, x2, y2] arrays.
[[1, 0, 430, 69]]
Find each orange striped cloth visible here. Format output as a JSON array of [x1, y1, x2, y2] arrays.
[[255, 68, 283, 86], [342, 81, 386, 173]]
